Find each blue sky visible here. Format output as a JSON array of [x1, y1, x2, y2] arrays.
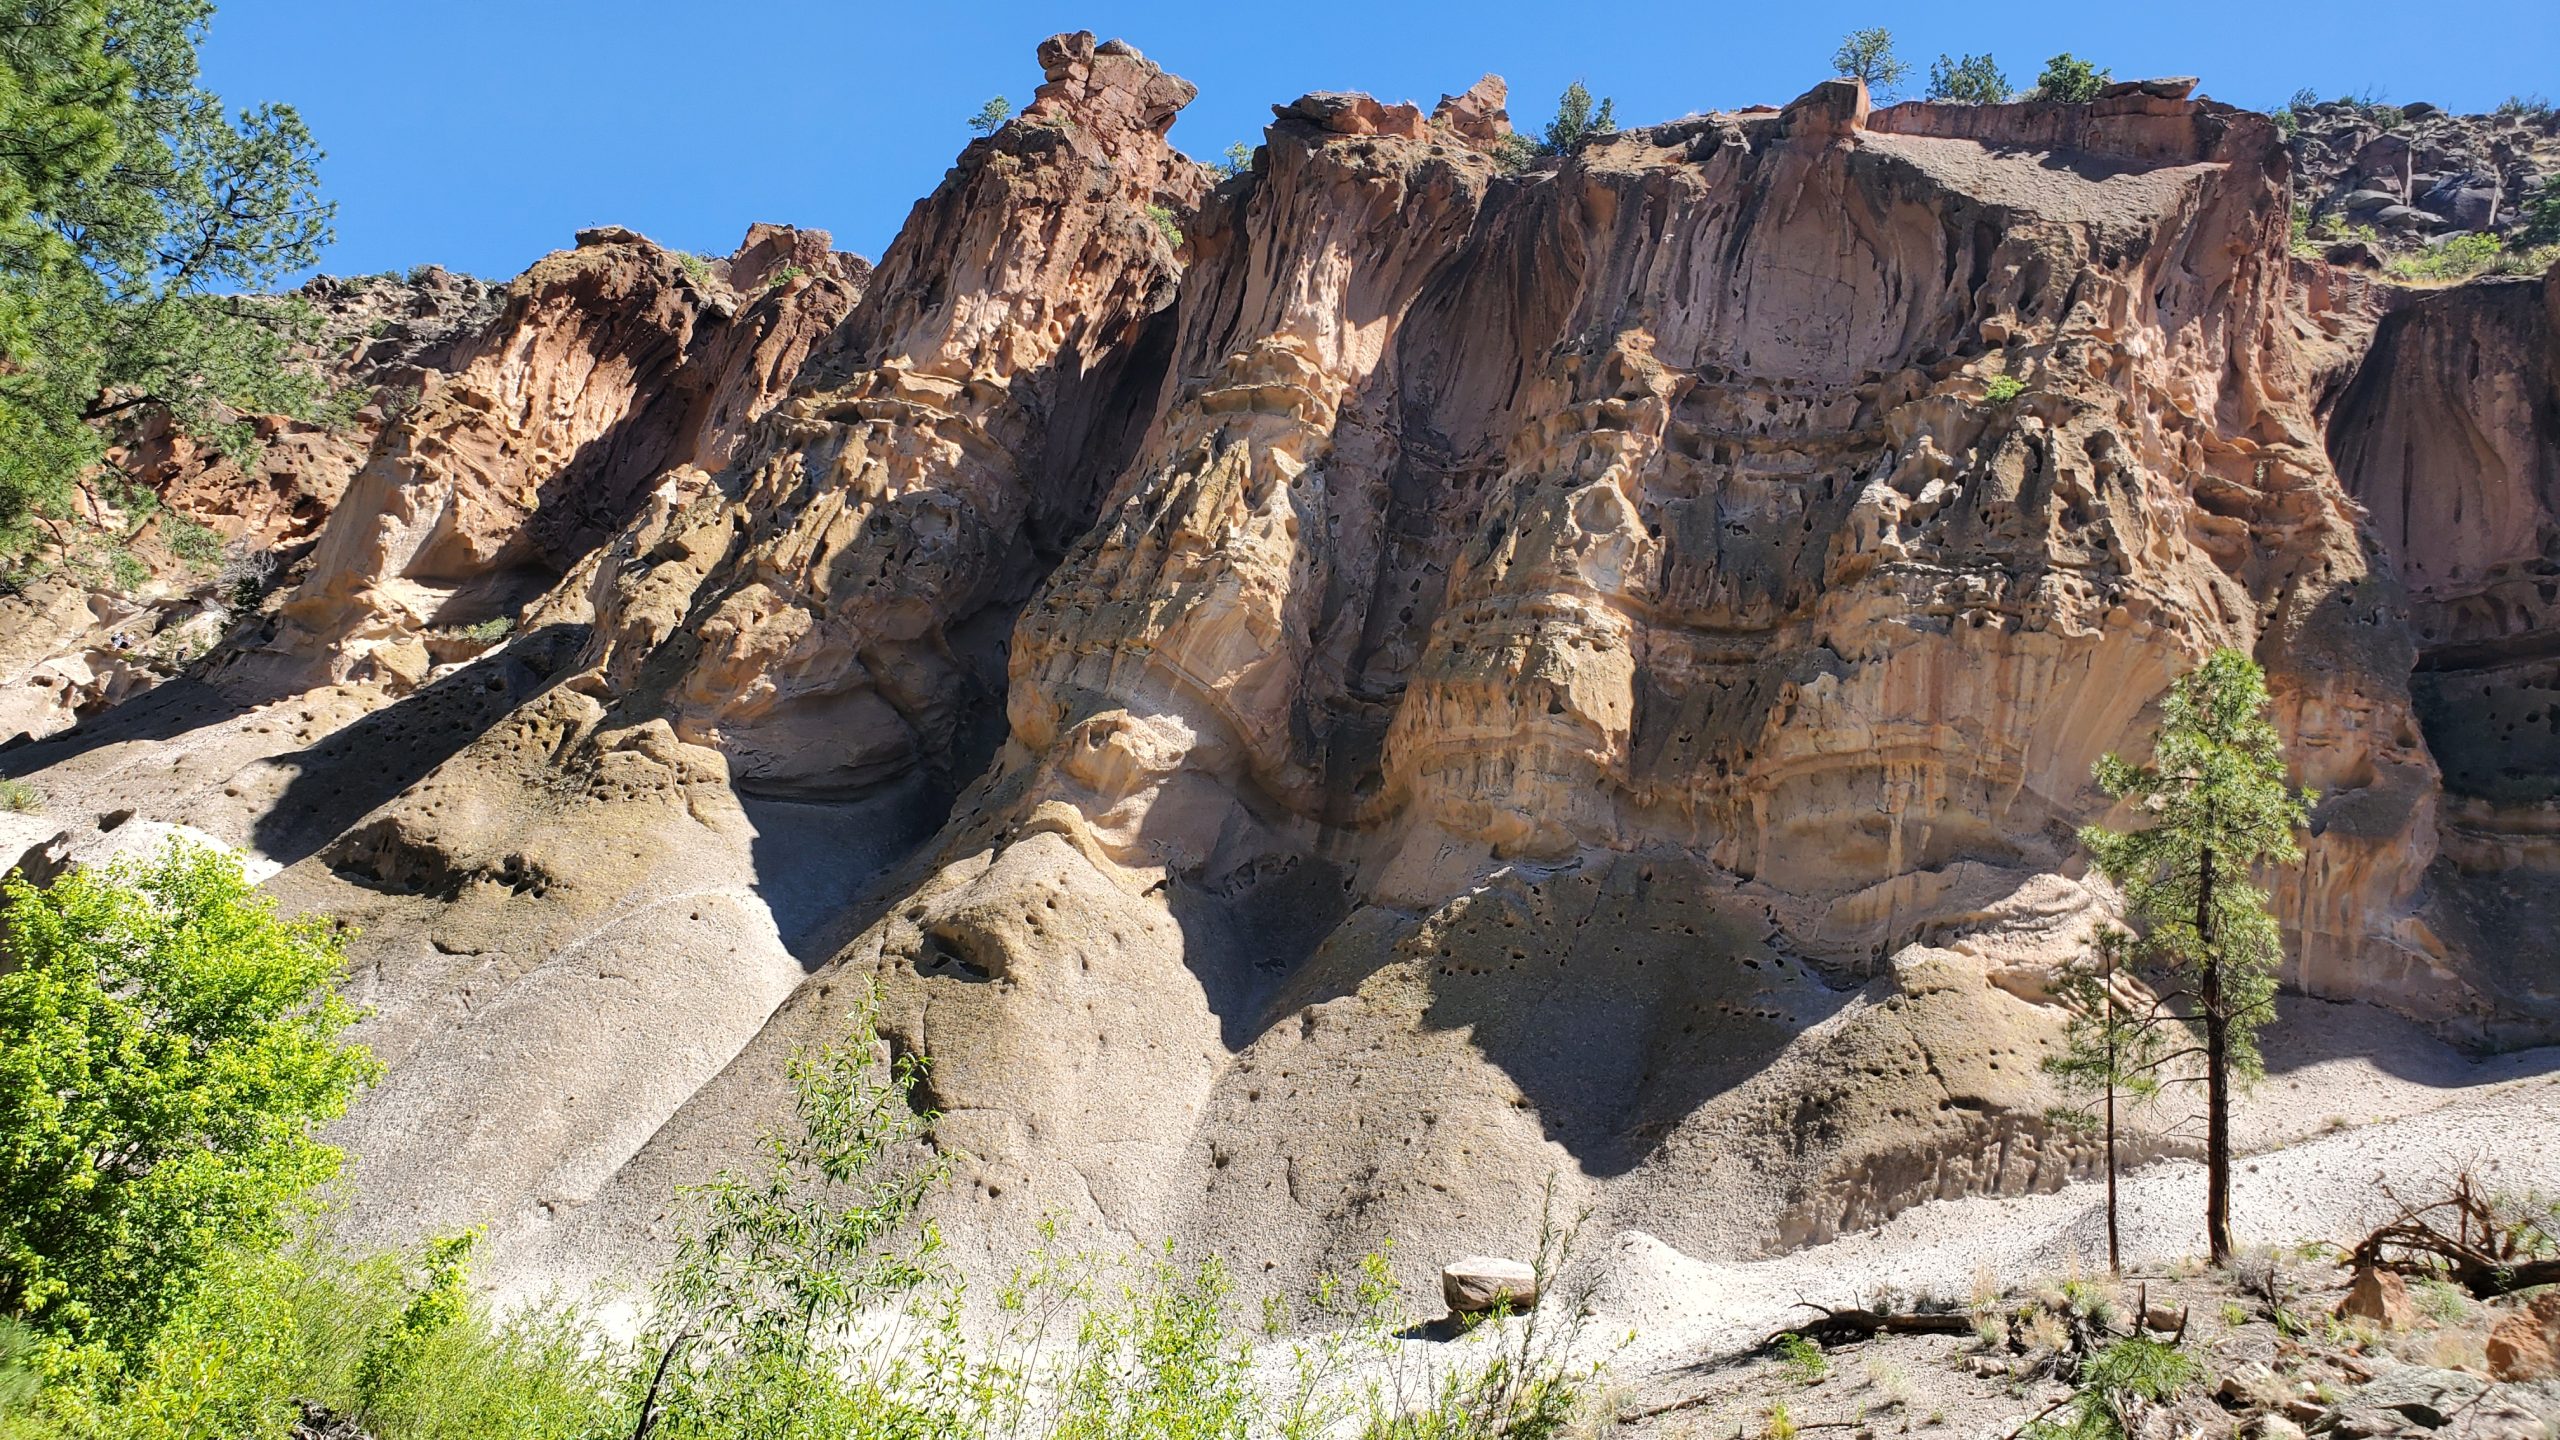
[[202, 1, 2559, 281]]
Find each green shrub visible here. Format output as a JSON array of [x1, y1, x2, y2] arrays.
[[1146, 203, 1184, 248], [2517, 176, 2560, 248], [1926, 53, 2010, 105], [1984, 373, 2026, 405], [0, 779, 37, 814], [1776, 1332, 1829, 1385], [107, 549, 148, 594], [1831, 29, 1909, 101], [1538, 81, 1616, 156], [1208, 141, 1254, 180], [460, 616, 514, 644], [160, 517, 220, 568], [2027, 1337, 2199, 1440], [2388, 232, 2505, 283], [0, 842, 379, 1360], [2030, 54, 2110, 104], [967, 96, 1012, 136]]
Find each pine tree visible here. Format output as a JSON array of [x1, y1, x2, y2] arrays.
[[2029, 53, 2112, 104], [1830, 29, 1910, 101], [1926, 53, 2012, 105], [2045, 925, 2176, 1274], [2079, 648, 2311, 1264], [0, 1, 336, 556], [1538, 81, 1616, 156]]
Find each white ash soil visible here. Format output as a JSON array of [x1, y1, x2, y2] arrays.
[[1558, 1002, 2560, 1429]]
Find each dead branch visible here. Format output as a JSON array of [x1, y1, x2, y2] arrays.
[[1763, 1301, 1975, 1347], [2349, 1171, 2560, 1298]]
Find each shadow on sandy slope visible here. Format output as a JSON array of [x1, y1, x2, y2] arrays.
[[247, 625, 589, 866]]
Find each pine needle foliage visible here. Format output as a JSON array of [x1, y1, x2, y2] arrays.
[[2079, 649, 2311, 1262]]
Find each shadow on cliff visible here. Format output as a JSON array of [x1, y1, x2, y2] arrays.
[[1227, 851, 1862, 1178], [736, 778, 959, 969], [0, 672, 267, 779], [2259, 990, 2560, 1086], [246, 624, 590, 866]]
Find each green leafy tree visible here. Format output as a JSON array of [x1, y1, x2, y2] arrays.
[[2029, 53, 2112, 104], [0, 0, 335, 557], [2517, 175, 2560, 248], [1538, 81, 1616, 156], [350, 1229, 479, 1423], [1209, 141, 1254, 179], [1831, 29, 1910, 100], [0, 841, 377, 1359], [1926, 53, 2011, 104], [966, 95, 1011, 136], [2044, 926, 2178, 1275], [632, 997, 950, 1440], [2080, 649, 2311, 1264]]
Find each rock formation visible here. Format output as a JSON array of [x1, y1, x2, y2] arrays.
[[2286, 98, 2559, 251], [4, 38, 2555, 1305]]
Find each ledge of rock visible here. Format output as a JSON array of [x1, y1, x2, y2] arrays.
[[1443, 1257, 1538, 1315]]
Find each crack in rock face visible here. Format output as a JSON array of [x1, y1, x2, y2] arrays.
[[4, 35, 2554, 1306]]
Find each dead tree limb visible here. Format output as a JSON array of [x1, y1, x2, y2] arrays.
[[1762, 1302, 1975, 1348], [2349, 1172, 2560, 1298]]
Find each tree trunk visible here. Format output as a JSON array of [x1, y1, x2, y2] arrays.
[[2198, 841, 2233, 1265], [2102, 937, 2121, 1276]]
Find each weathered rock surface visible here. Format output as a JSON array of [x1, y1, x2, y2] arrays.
[[2336, 1267, 2414, 1328], [2286, 99, 2560, 251], [2327, 265, 2560, 1042], [2486, 1289, 2560, 1381], [4, 41, 2557, 1308], [1442, 1256, 1537, 1314], [0, 268, 504, 745]]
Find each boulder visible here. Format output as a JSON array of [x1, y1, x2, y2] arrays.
[[2418, 171, 2501, 229], [1280, 91, 1427, 140], [2097, 76, 2199, 100], [1441, 1256, 1537, 1315], [2337, 1267, 2415, 1329], [1431, 75, 1512, 149], [1779, 77, 1869, 143], [2486, 1289, 2560, 1381]]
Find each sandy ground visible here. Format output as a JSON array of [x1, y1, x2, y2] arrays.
[[1576, 1008, 2560, 1390]]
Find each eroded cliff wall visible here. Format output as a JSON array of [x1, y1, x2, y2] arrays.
[[4, 37, 2553, 1301]]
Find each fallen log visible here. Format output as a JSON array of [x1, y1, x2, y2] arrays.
[[2349, 1172, 2560, 1298], [1764, 1302, 1976, 1347]]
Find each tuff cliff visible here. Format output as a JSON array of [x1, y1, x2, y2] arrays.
[[4, 36, 2554, 1302]]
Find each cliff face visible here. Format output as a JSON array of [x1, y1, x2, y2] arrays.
[[2328, 266, 2560, 1042], [4, 38, 2553, 1298]]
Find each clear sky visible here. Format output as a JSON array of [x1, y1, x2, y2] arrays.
[[201, 1, 2560, 281]]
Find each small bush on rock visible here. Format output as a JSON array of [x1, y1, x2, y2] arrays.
[[2030, 54, 2110, 104]]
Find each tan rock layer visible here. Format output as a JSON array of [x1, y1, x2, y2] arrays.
[[4, 43, 2554, 1306]]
